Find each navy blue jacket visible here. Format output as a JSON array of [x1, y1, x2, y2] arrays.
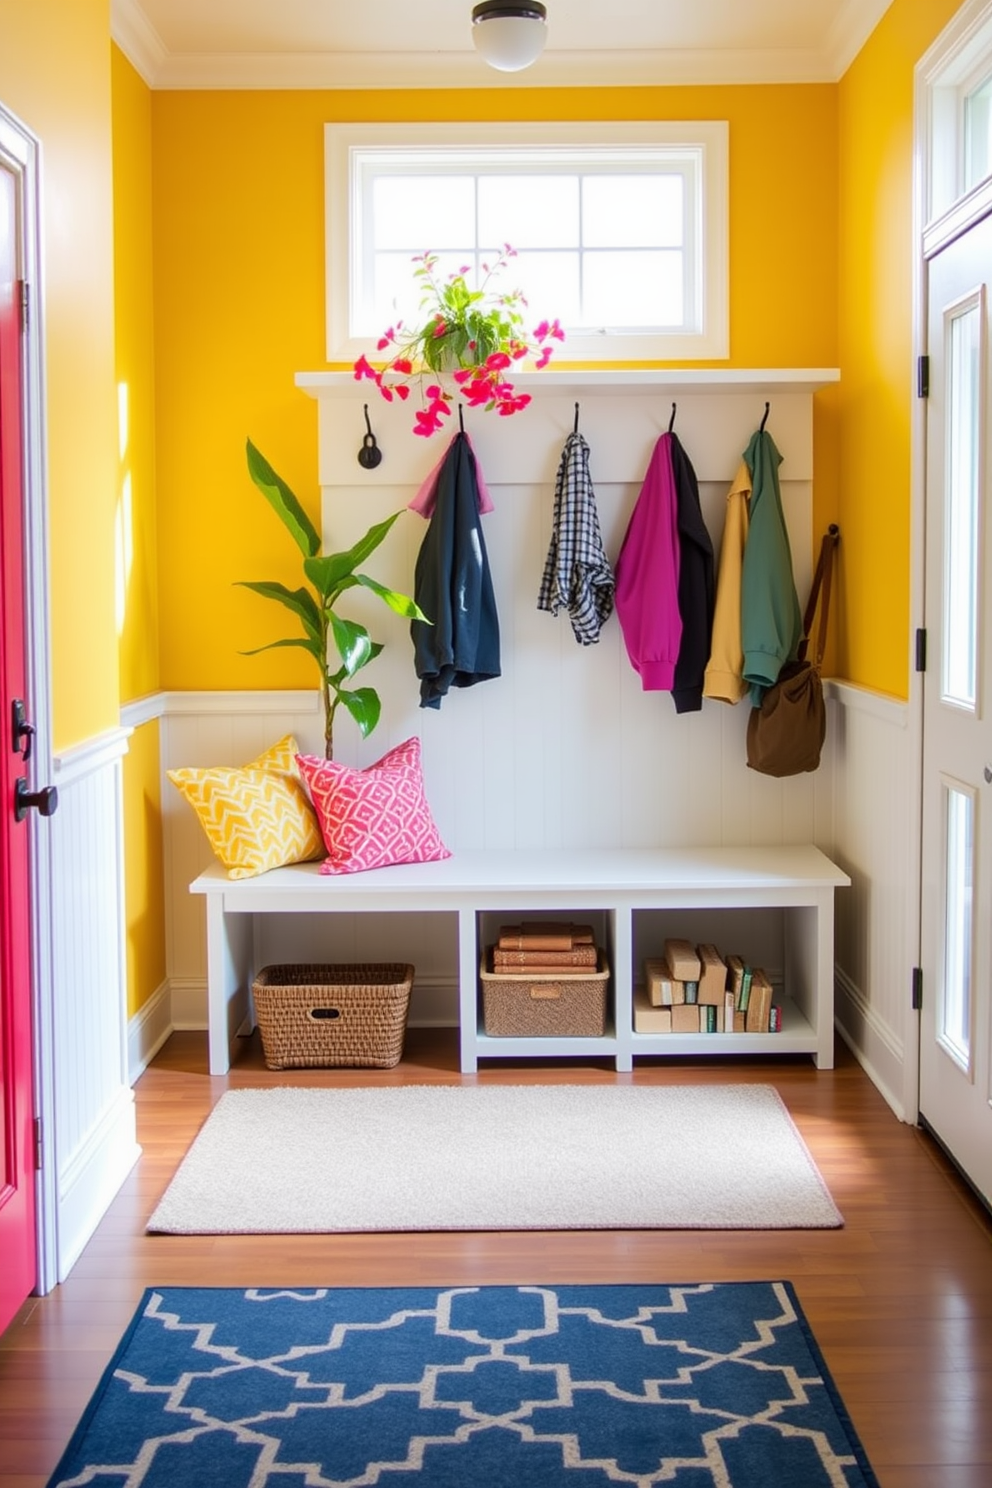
[[411, 432, 501, 708]]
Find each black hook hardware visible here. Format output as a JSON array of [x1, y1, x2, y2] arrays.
[[14, 778, 58, 823], [357, 405, 382, 469], [760, 401, 770, 432], [668, 402, 677, 433], [458, 404, 465, 434], [574, 402, 580, 434]]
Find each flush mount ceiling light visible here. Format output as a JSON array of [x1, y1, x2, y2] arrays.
[[471, 1, 548, 72]]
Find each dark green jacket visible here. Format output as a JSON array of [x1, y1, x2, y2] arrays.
[[740, 429, 802, 705]]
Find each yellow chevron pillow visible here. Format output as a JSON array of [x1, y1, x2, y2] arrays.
[[168, 735, 325, 879]]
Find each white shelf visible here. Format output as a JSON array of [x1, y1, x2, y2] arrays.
[[297, 367, 840, 399]]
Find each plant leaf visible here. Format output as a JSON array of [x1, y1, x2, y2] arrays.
[[337, 686, 381, 738], [246, 439, 321, 558], [329, 613, 373, 677], [303, 512, 403, 597], [239, 636, 326, 664], [353, 573, 430, 621], [235, 580, 323, 639]]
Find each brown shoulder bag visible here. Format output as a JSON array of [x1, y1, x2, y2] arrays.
[[746, 524, 839, 778]]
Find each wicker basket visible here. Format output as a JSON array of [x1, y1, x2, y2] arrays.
[[480, 949, 609, 1038], [252, 963, 414, 1069]]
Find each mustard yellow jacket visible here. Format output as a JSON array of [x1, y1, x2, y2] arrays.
[[703, 460, 752, 703]]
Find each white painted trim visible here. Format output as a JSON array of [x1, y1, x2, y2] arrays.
[[834, 965, 905, 1064], [908, 0, 992, 1130], [161, 689, 320, 717], [168, 978, 208, 1031], [835, 1013, 908, 1124], [110, 0, 168, 87], [923, 175, 992, 259], [827, 0, 896, 80], [127, 980, 172, 1083], [54, 1087, 141, 1282], [120, 693, 166, 729], [53, 726, 130, 785], [300, 368, 841, 396], [107, 17, 896, 92], [825, 679, 910, 729]]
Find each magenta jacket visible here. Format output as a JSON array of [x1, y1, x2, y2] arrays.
[[614, 433, 682, 690]]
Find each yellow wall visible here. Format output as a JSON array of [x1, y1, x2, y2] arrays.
[[112, 43, 166, 1017], [120, 718, 166, 1019], [0, 0, 120, 749], [112, 43, 159, 706], [151, 84, 838, 691], [836, 0, 962, 696]]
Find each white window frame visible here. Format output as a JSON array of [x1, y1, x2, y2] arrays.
[[325, 121, 729, 365]]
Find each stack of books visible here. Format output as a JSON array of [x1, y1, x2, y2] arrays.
[[491, 922, 598, 972], [635, 939, 780, 1034]]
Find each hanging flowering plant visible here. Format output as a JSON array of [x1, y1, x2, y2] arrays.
[[353, 246, 565, 437]]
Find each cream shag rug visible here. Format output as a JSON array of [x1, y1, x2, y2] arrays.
[[147, 1083, 841, 1234]]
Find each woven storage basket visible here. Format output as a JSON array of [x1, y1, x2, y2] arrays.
[[252, 963, 414, 1069], [480, 949, 609, 1037]]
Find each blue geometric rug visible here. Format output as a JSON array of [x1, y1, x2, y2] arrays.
[[47, 1283, 879, 1488]]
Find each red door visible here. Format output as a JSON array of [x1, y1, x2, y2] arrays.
[[0, 156, 37, 1334]]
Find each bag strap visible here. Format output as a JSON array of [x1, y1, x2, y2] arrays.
[[797, 525, 840, 667]]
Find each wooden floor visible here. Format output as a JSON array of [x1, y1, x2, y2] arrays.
[[2, 1028, 991, 1487]]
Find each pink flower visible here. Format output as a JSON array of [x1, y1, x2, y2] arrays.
[[534, 345, 554, 370], [353, 355, 377, 382], [485, 351, 512, 372], [392, 358, 413, 375]]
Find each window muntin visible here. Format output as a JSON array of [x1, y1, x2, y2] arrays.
[[326, 123, 728, 364]]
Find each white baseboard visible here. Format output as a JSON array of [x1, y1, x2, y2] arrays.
[[55, 1087, 141, 1281], [834, 968, 908, 1122], [127, 980, 173, 1082]]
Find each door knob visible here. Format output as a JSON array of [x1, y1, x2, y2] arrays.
[[14, 778, 58, 822]]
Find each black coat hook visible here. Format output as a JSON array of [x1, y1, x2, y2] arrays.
[[458, 403, 465, 434], [760, 401, 770, 432], [574, 402, 580, 434], [357, 404, 382, 469], [668, 402, 677, 433]]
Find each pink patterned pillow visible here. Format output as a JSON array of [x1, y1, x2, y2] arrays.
[[296, 737, 450, 875]]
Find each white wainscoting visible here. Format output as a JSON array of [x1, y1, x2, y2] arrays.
[[49, 729, 140, 1280], [826, 680, 917, 1121]]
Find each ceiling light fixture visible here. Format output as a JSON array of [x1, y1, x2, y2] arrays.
[[471, 2, 548, 73]]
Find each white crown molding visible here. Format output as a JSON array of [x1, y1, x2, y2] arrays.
[[110, 0, 169, 86], [825, 0, 895, 79], [111, 43, 848, 92], [110, 0, 901, 90]]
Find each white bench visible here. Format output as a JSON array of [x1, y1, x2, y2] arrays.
[[191, 844, 850, 1075]]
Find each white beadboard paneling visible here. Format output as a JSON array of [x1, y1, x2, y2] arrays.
[[50, 728, 140, 1280], [827, 681, 914, 1119]]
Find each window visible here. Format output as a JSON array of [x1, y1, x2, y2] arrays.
[[326, 122, 728, 364], [922, 2, 992, 226]]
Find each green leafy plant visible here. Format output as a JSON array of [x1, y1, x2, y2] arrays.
[[239, 439, 427, 758]]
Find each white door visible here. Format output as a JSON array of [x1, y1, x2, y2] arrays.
[[919, 208, 992, 1205]]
